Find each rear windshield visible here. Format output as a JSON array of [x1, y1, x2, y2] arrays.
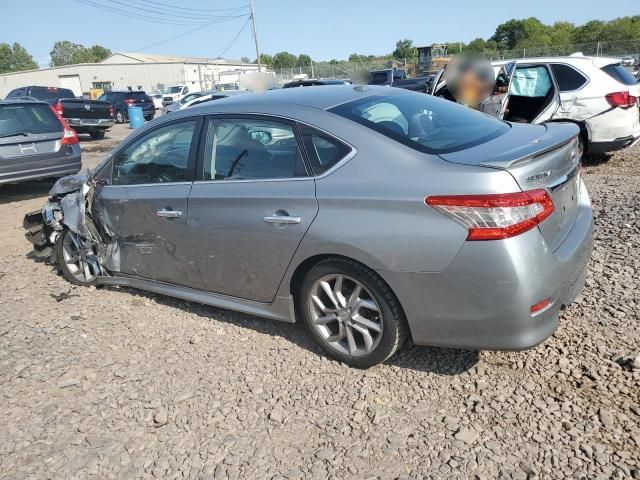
[[329, 92, 509, 154], [601, 64, 638, 86], [30, 87, 75, 100], [0, 104, 62, 136], [127, 92, 149, 100]]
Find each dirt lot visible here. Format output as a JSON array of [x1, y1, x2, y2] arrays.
[[0, 123, 639, 479]]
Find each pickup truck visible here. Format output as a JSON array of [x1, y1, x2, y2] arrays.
[[4, 86, 114, 140], [367, 69, 434, 93]]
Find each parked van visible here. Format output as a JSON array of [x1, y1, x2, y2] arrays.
[[162, 85, 191, 107]]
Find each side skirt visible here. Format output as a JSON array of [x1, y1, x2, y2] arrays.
[[96, 275, 296, 323]]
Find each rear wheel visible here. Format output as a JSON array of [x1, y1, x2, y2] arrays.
[[298, 258, 407, 368], [115, 110, 125, 124], [55, 228, 100, 286], [89, 130, 105, 140]]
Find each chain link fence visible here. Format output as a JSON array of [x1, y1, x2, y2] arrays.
[[273, 39, 640, 84]]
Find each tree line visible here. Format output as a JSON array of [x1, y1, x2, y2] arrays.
[[1, 15, 638, 74], [0, 41, 112, 74]]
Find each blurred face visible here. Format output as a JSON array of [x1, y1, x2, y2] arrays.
[[444, 53, 495, 108]]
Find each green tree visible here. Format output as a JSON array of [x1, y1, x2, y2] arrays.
[[466, 38, 486, 52], [257, 53, 273, 67], [296, 54, 312, 67], [240, 56, 250, 63], [87, 45, 112, 62], [272, 51, 297, 69], [50, 41, 111, 66], [0, 42, 38, 73], [392, 39, 417, 59]]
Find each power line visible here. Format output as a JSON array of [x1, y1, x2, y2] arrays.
[[216, 16, 251, 58], [76, 0, 214, 25], [137, 0, 249, 13], [132, 15, 249, 52], [105, 0, 247, 21]]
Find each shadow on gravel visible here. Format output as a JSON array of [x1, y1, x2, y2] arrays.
[[582, 153, 613, 167], [104, 286, 479, 374], [0, 180, 55, 205]]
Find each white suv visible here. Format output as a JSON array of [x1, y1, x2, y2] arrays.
[[432, 55, 640, 155]]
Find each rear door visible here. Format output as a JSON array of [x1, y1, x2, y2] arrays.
[[548, 63, 592, 122], [93, 118, 204, 287], [187, 115, 318, 302]]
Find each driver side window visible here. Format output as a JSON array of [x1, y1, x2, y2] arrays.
[[112, 121, 196, 185]]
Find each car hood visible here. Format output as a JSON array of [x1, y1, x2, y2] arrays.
[[49, 171, 90, 196]]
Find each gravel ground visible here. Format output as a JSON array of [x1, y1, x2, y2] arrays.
[[0, 124, 638, 479]]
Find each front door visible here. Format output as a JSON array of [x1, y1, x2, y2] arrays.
[[481, 61, 516, 118], [93, 118, 204, 288], [187, 115, 318, 303]]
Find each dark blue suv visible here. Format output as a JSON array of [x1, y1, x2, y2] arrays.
[[98, 90, 155, 124]]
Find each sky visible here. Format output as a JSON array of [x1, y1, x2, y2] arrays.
[[2, 0, 639, 66]]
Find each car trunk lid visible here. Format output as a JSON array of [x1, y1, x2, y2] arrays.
[[439, 122, 582, 251]]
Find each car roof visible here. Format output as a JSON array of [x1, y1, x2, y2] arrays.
[[193, 84, 382, 111], [492, 55, 620, 68], [0, 99, 49, 106], [109, 90, 147, 94]]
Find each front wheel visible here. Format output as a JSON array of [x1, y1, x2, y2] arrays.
[[55, 228, 100, 286], [298, 258, 408, 368]]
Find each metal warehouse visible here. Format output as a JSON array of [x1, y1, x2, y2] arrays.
[[0, 52, 260, 98]]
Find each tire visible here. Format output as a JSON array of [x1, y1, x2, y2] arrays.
[[297, 257, 408, 368], [115, 110, 125, 124], [89, 130, 105, 140], [144, 115, 154, 121], [577, 131, 587, 159], [55, 226, 100, 287]]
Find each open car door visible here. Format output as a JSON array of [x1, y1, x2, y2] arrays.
[[480, 61, 516, 119]]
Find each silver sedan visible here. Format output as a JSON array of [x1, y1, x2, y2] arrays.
[[25, 86, 593, 368]]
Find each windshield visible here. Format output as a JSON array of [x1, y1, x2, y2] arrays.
[[329, 92, 509, 154], [0, 104, 62, 137], [167, 86, 183, 94]]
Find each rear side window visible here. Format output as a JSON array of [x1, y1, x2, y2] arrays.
[[0, 104, 63, 136], [299, 125, 352, 175], [330, 93, 509, 154], [369, 72, 389, 85], [601, 63, 638, 86], [550, 64, 588, 91]]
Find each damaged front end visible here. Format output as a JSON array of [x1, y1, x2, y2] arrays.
[[23, 172, 107, 280]]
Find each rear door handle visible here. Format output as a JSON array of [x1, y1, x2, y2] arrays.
[[156, 209, 182, 218], [263, 215, 301, 225]]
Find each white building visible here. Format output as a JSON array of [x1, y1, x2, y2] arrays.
[[0, 52, 260, 97]]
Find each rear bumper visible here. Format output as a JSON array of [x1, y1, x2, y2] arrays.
[[0, 147, 82, 185], [588, 133, 640, 154], [66, 118, 114, 129], [384, 179, 593, 351]]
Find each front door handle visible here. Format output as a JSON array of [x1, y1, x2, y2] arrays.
[[263, 215, 301, 225], [156, 209, 182, 218]]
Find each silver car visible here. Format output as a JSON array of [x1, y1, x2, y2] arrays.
[[1, 100, 81, 185], [25, 86, 593, 368]]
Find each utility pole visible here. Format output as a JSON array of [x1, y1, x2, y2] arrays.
[[249, 0, 262, 72]]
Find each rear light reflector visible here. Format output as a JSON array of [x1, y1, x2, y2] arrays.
[[605, 91, 637, 108], [49, 105, 78, 145], [425, 189, 554, 241], [124, 98, 135, 104], [530, 298, 551, 314]]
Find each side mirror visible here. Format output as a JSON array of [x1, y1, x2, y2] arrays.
[[250, 130, 272, 145]]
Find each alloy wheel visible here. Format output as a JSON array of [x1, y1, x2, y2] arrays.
[[307, 274, 383, 357], [61, 230, 100, 283]]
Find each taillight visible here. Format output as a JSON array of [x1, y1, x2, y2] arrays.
[[605, 91, 637, 108], [425, 189, 555, 241], [52, 100, 63, 115], [49, 105, 78, 145], [108, 106, 114, 117], [124, 98, 135, 105]]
